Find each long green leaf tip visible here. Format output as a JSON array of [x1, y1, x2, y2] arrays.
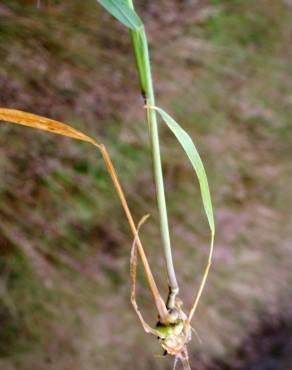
[[153, 107, 215, 237], [96, 0, 143, 29]]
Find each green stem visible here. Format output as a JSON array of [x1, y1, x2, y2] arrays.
[[141, 29, 179, 303], [127, 1, 179, 307]]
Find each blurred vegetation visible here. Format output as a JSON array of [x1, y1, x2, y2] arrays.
[[0, 0, 291, 369]]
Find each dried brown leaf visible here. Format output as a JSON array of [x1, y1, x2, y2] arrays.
[[0, 108, 168, 321]]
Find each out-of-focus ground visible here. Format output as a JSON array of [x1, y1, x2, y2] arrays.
[[0, 1, 292, 369]]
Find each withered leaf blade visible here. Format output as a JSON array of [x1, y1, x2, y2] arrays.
[[130, 214, 166, 331], [0, 108, 168, 322], [0, 108, 96, 144]]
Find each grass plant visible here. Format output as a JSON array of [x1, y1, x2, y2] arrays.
[[94, 2, 215, 367], [0, 1, 215, 368]]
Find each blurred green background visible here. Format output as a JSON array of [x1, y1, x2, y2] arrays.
[[0, 1, 292, 369]]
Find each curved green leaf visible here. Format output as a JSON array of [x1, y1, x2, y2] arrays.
[[153, 107, 215, 236], [96, 0, 143, 29]]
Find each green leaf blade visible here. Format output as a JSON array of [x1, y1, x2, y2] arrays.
[[154, 107, 215, 236], [96, 0, 143, 29]]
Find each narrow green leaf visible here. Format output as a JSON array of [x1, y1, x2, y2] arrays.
[[96, 0, 143, 29], [153, 107, 215, 236]]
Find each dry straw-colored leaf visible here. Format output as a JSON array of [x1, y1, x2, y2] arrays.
[[0, 108, 168, 322], [0, 108, 96, 144]]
